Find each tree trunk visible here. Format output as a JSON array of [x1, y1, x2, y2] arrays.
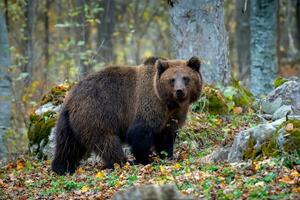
[[97, 0, 116, 63], [77, 0, 91, 77], [23, 0, 36, 77], [235, 0, 250, 84], [250, 0, 278, 96], [43, 0, 50, 86], [0, 10, 12, 157], [297, 0, 300, 48], [169, 0, 231, 85]]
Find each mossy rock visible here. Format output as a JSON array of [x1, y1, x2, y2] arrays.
[[192, 85, 228, 114], [223, 78, 254, 109], [40, 83, 74, 106], [273, 77, 289, 89], [243, 119, 300, 161], [28, 111, 57, 159]]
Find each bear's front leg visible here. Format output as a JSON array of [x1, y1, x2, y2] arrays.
[[126, 121, 154, 165], [154, 128, 177, 159]]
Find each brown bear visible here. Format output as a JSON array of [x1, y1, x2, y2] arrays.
[[51, 56, 202, 175]]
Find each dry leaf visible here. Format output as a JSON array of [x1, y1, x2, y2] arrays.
[[285, 123, 294, 131], [76, 167, 85, 174], [279, 176, 295, 185], [17, 160, 25, 171], [81, 185, 89, 193], [292, 187, 300, 193], [233, 106, 243, 114], [96, 171, 106, 180], [172, 163, 181, 170]]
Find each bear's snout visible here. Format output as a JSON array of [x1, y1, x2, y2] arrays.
[[174, 89, 187, 100]]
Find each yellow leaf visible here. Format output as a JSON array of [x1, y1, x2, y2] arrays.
[[279, 176, 295, 184], [124, 162, 131, 170], [113, 163, 121, 170], [115, 181, 123, 187], [292, 187, 300, 193], [81, 185, 89, 193], [290, 170, 300, 177], [45, 160, 51, 166], [173, 163, 181, 170], [0, 179, 4, 187], [253, 161, 260, 171], [285, 123, 294, 131], [233, 106, 243, 114], [96, 171, 105, 180], [160, 166, 167, 174], [76, 167, 85, 174], [16, 160, 25, 171]]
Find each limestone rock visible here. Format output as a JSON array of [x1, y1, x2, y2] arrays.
[[272, 105, 292, 120], [112, 185, 194, 200], [264, 80, 300, 114]]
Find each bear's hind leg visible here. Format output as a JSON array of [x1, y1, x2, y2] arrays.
[[52, 110, 87, 175], [126, 121, 154, 165], [93, 134, 126, 169]]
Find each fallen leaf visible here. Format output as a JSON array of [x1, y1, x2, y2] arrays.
[[285, 123, 294, 131], [292, 187, 300, 193], [81, 185, 89, 193], [290, 170, 300, 177], [233, 107, 243, 114], [96, 171, 105, 180], [160, 166, 167, 174], [172, 163, 181, 170], [0, 179, 4, 187], [76, 167, 85, 174], [17, 160, 25, 171], [279, 176, 295, 185]]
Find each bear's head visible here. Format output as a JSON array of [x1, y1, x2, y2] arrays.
[[154, 57, 203, 108]]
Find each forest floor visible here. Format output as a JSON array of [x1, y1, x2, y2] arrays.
[[0, 112, 299, 199]]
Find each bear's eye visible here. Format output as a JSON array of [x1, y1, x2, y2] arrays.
[[183, 77, 190, 85], [169, 78, 175, 85]]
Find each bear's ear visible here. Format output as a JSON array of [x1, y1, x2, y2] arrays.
[[156, 60, 169, 77], [187, 56, 201, 72]]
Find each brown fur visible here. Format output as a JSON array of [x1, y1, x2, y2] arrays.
[[51, 57, 202, 175]]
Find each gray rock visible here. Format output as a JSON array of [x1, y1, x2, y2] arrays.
[[264, 80, 300, 114], [201, 147, 230, 163], [41, 128, 56, 159], [228, 123, 277, 162], [272, 105, 292, 120], [112, 185, 194, 200], [261, 97, 282, 114], [35, 102, 62, 115], [228, 128, 251, 162]]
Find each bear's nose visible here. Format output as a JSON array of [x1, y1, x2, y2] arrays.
[[176, 89, 184, 98]]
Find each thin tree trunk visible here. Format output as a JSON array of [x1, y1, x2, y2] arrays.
[[0, 10, 12, 157], [236, 0, 250, 83], [297, 0, 300, 48], [250, 0, 278, 96], [4, 0, 9, 32], [44, 0, 50, 87], [23, 0, 36, 77], [97, 0, 116, 63], [169, 0, 231, 85], [77, 0, 91, 77]]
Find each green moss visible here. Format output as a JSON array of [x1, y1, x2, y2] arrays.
[[243, 119, 300, 161], [192, 85, 228, 114], [282, 119, 300, 153], [243, 136, 257, 159], [27, 111, 57, 148], [231, 78, 254, 107], [40, 83, 74, 106], [273, 77, 288, 88]]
